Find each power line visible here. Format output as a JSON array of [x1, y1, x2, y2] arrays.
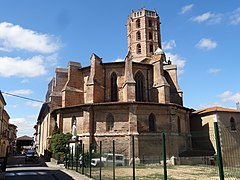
[[1, 91, 44, 103]]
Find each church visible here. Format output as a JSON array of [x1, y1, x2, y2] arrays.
[[36, 8, 192, 162]]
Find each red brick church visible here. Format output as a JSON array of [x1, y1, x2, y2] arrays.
[[36, 8, 192, 162]]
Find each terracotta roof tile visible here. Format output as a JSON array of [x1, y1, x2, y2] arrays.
[[193, 106, 240, 115]]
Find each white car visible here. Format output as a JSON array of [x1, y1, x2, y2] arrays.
[[91, 153, 125, 167]]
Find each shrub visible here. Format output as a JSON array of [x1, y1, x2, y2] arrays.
[[50, 133, 72, 160]]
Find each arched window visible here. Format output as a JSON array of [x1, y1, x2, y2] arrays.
[[149, 44, 153, 53], [71, 116, 76, 127], [149, 113, 156, 132], [111, 72, 118, 102], [149, 32, 153, 40], [136, 31, 141, 41], [230, 117, 236, 131], [148, 19, 152, 27], [106, 113, 114, 131], [137, 44, 141, 54], [177, 116, 181, 133], [71, 115, 77, 136], [135, 71, 145, 101], [136, 19, 141, 28]]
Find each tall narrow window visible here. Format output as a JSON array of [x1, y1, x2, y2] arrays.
[[106, 113, 114, 131], [71, 116, 76, 127], [148, 19, 152, 27], [230, 117, 236, 131], [71, 116, 77, 136], [149, 32, 153, 40], [177, 116, 181, 133], [111, 72, 118, 101], [136, 19, 141, 28], [135, 71, 145, 101], [137, 44, 141, 54], [149, 44, 153, 53], [136, 31, 141, 41], [149, 113, 156, 132]]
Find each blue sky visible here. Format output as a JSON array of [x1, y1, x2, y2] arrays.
[[1, 0, 240, 137]]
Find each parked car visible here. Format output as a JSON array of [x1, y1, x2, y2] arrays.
[[91, 153, 125, 167], [25, 149, 35, 161]]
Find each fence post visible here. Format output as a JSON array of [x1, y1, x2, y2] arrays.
[[162, 131, 167, 180], [82, 144, 85, 175], [113, 140, 115, 180], [64, 145, 67, 168], [132, 135, 135, 180], [67, 144, 70, 169], [90, 144, 92, 178], [214, 122, 224, 180], [100, 141, 102, 180], [71, 147, 74, 170], [76, 144, 79, 172]]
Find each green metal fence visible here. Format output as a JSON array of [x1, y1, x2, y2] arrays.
[[63, 122, 240, 180]]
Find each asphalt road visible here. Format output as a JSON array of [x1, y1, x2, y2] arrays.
[[3, 155, 74, 180]]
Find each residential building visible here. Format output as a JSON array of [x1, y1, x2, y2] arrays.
[[8, 124, 17, 154], [191, 106, 240, 166], [0, 91, 9, 157]]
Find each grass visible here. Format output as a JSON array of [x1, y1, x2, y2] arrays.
[[66, 164, 240, 180]]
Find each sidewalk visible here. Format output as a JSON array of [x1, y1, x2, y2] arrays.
[[45, 160, 92, 180]]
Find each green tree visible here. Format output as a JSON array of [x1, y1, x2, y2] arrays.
[[50, 133, 72, 159]]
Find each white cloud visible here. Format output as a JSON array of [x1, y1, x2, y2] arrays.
[[21, 79, 29, 83], [114, 58, 124, 62], [199, 102, 221, 109], [26, 114, 38, 119], [230, 8, 240, 25], [208, 68, 221, 74], [196, 38, 217, 50], [12, 104, 19, 108], [9, 89, 33, 95], [46, 53, 58, 66], [165, 52, 186, 75], [180, 4, 194, 14], [25, 101, 42, 108], [0, 56, 47, 77], [0, 47, 10, 52], [9, 118, 35, 137], [192, 12, 221, 24], [218, 91, 240, 103], [162, 40, 176, 50], [0, 22, 60, 53]]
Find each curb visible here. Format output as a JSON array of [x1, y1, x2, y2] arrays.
[[46, 161, 91, 180]]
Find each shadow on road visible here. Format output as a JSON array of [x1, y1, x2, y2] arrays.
[[5, 169, 75, 180]]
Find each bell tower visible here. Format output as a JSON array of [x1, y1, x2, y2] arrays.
[[127, 8, 162, 62]]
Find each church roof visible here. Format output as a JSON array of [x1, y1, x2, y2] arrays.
[[192, 106, 240, 115], [0, 91, 6, 106]]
